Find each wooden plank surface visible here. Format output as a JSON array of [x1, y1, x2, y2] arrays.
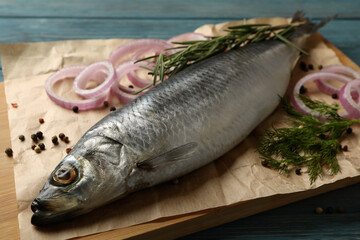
[[1, 1, 360, 239]]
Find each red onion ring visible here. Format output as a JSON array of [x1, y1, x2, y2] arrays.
[[315, 65, 360, 96], [111, 61, 153, 104], [339, 79, 360, 119], [109, 39, 172, 66], [292, 72, 353, 118], [73, 61, 116, 99], [45, 66, 110, 110]]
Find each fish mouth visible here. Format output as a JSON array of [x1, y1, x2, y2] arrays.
[[31, 198, 84, 227]]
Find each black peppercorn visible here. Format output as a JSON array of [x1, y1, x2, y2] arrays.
[[52, 136, 58, 145], [38, 143, 45, 150], [331, 93, 338, 99], [63, 136, 70, 144], [110, 106, 116, 111], [36, 131, 43, 140], [103, 101, 109, 107], [295, 168, 302, 175], [261, 160, 270, 168], [299, 61, 308, 72], [31, 134, 38, 142], [72, 106, 79, 113], [325, 207, 334, 214], [342, 145, 348, 151], [59, 133, 65, 140], [128, 85, 134, 89], [346, 128, 352, 134], [299, 85, 307, 94], [318, 133, 326, 139], [18, 135, 25, 141], [31, 145, 36, 150], [5, 148, 13, 157], [318, 65, 323, 70], [308, 64, 314, 70]]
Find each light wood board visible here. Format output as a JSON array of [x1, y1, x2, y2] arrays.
[[1, 35, 360, 240]]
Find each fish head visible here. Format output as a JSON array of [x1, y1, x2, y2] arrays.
[[31, 134, 131, 227]]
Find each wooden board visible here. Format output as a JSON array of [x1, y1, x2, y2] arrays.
[[0, 35, 360, 239]]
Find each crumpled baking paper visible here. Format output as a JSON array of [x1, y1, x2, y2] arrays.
[[1, 17, 360, 240]]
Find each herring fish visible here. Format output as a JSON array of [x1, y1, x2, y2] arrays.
[[31, 12, 331, 226]]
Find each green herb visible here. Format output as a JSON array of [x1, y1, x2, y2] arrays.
[[257, 96, 360, 184], [135, 22, 306, 95]]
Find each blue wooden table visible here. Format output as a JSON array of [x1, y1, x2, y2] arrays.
[[1, 1, 360, 239]]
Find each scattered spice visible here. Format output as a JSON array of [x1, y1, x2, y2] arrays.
[[66, 148, 72, 154], [31, 145, 36, 150], [34, 146, 42, 153], [261, 160, 270, 168], [52, 136, 59, 145], [11, 103, 18, 108], [18, 135, 25, 141], [331, 93, 338, 99], [31, 134, 38, 142], [299, 61, 308, 72], [110, 106, 116, 111], [325, 207, 334, 214], [72, 106, 79, 113], [315, 207, 324, 214], [38, 143, 45, 150], [39, 118, 45, 124], [342, 145, 348, 151], [346, 127, 352, 134], [59, 133, 65, 140], [318, 65, 323, 70], [299, 85, 307, 94], [308, 64, 314, 70], [36, 131, 43, 140], [337, 206, 345, 213], [5, 148, 13, 157], [128, 85, 134, 89], [103, 101, 109, 107], [295, 168, 302, 175], [63, 136, 70, 144]]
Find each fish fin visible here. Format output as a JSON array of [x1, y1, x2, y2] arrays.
[[136, 142, 198, 170]]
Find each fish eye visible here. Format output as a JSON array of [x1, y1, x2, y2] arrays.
[[52, 165, 78, 185]]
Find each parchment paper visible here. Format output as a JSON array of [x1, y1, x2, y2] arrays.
[[2, 17, 360, 240]]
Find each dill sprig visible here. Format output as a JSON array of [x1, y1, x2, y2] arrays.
[[135, 22, 305, 94], [257, 96, 360, 184]]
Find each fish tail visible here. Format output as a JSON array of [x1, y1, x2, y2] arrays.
[[290, 10, 337, 39]]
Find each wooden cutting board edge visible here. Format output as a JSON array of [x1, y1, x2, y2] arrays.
[[0, 34, 359, 240]]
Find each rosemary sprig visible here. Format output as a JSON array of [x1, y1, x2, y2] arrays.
[[135, 22, 306, 94], [257, 96, 360, 184]]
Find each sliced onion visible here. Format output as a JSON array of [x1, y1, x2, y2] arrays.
[[315, 65, 360, 96], [339, 79, 360, 119], [111, 61, 153, 104], [73, 61, 116, 99], [167, 32, 208, 43], [292, 72, 353, 118], [109, 39, 172, 66], [45, 66, 110, 110]]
